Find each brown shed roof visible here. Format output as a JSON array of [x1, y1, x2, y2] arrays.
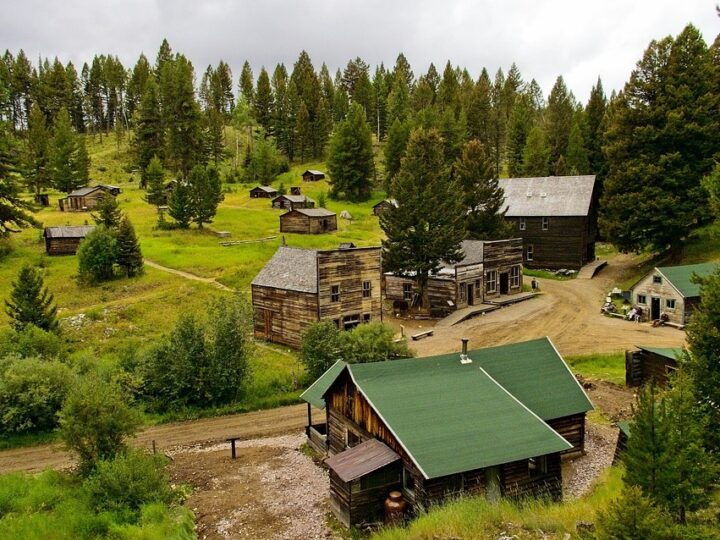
[[325, 439, 400, 482]]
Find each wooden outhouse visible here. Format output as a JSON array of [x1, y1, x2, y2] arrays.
[[629, 262, 716, 325], [625, 345, 683, 387], [280, 208, 337, 234], [372, 199, 398, 216], [301, 337, 592, 527], [272, 194, 315, 210], [58, 185, 118, 212], [44, 225, 95, 255], [249, 185, 278, 198], [290, 186, 302, 195], [302, 169, 326, 182], [251, 245, 382, 347], [498, 176, 598, 270], [384, 239, 523, 313]]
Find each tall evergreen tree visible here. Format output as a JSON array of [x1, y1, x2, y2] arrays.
[[506, 92, 534, 177], [188, 164, 223, 228], [23, 103, 51, 195], [239, 60, 254, 105], [585, 77, 607, 178], [488, 69, 506, 176], [144, 155, 166, 207], [383, 118, 411, 191], [5, 265, 58, 332], [47, 107, 83, 193], [522, 125, 549, 176], [381, 127, 465, 309], [544, 76, 575, 174], [466, 70, 492, 150], [254, 67, 273, 133], [126, 53, 151, 121], [0, 120, 36, 235], [565, 115, 590, 174], [327, 102, 374, 201], [294, 101, 311, 162], [91, 194, 122, 229], [205, 108, 225, 165], [167, 181, 192, 229], [133, 77, 164, 178], [115, 215, 144, 278]]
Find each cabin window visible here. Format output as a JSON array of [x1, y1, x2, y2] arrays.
[[345, 385, 355, 416], [637, 294, 647, 305], [331, 285, 340, 302], [403, 283, 412, 301], [343, 314, 360, 330], [666, 299, 676, 310], [363, 313, 371, 323], [460, 283, 467, 301], [486, 271, 497, 293], [402, 469, 416, 496], [528, 455, 548, 477], [475, 279, 482, 298], [542, 217, 549, 230], [653, 275, 662, 284], [360, 467, 401, 491], [511, 266, 520, 287], [526, 244, 534, 261], [519, 218, 526, 231], [446, 474, 465, 494], [345, 429, 360, 448], [362, 280, 372, 298]]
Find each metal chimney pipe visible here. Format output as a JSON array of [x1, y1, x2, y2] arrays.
[[462, 338, 469, 356]]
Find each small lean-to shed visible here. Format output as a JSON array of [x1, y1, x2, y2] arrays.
[[280, 208, 337, 234], [629, 262, 716, 324], [272, 194, 316, 210], [625, 345, 683, 387], [302, 169, 326, 182], [614, 421, 631, 464], [372, 199, 398, 216], [44, 225, 95, 255], [249, 185, 278, 198]]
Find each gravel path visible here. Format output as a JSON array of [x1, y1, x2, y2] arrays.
[[563, 423, 618, 499]]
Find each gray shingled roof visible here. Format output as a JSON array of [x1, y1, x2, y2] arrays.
[[252, 185, 277, 193], [292, 208, 336, 217], [66, 186, 104, 197], [498, 176, 596, 217], [274, 194, 315, 204], [44, 226, 95, 238], [251, 246, 318, 293], [303, 169, 325, 176]]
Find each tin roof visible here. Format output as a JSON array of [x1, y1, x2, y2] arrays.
[[655, 262, 717, 298], [44, 226, 96, 239], [499, 175, 596, 217], [290, 208, 336, 217]]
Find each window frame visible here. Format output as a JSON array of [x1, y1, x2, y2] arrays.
[[486, 270, 497, 293], [402, 468, 416, 497], [653, 275, 662, 284], [519, 217, 526, 231], [666, 298, 676, 310], [526, 244, 534, 261], [362, 280, 372, 298], [363, 313, 371, 323], [542, 217, 549, 230], [402, 283, 412, 301], [637, 294, 647, 305], [331, 285, 340, 302], [511, 265, 520, 287], [528, 455, 548, 477], [475, 279, 482, 298], [459, 282, 467, 301]]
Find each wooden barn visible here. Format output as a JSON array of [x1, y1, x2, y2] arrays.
[[251, 245, 382, 348], [58, 185, 119, 212], [249, 185, 278, 198], [272, 194, 315, 210], [301, 337, 593, 526], [629, 262, 716, 325], [302, 169, 326, 182], [372, 198, 397, 216], [498, 176, 598, 270], [280, 208, 337, 234], [384, 239, 523, 313], [43, 225, 95, 255], [625, 345, 683, 387]]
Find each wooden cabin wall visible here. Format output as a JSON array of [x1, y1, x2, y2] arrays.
[[506, 216, 591, 269], [251, 285, 318, 348], [45, 237, 83, 255], [318, 248, 382, 325], [454, 263, 484, 308], [502, 453, 562, 501], [481, 239, 524, 299], [279, 213, 309, 233], [546, 414, 586, 455], [384, 275, 456, 310], [329, 464, 402, 527]]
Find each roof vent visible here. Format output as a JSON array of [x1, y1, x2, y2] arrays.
[[460, 338, 472, 364], [526, 191, 532, 198], [540, 192, 547, 198]]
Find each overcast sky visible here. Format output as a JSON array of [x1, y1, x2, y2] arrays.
[[3, 0, 718, 102]]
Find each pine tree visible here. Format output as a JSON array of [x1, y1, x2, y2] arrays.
[[5, 265, 58, 332], [506, 92, 535, 177], [585, 77, 607, 179], [188, 164, 223, 228], [0, 120, 36, 236], [144, 155, 166, 207], [565, 116, 589, 174], [381, 127, 466, 309], [115, 215, 143, 277], [23, 103, 50, 195], [91, 194, 122, 229], [544, 76, 575, 174], [239, 61, 254, 105], [73, 136, 90, 185], [254, 67, 273, 133], [386, 76, 409, 128], [466, 70, 492, 149], [48, 108, 83, 193], [383, 118, 411, 191], [126, 53, 151, 120], [294, 101, 311, 162], [522, 125, 549, 176], [205, 108, 224, 164], [167, 179, 193, 228], [488, 69, 506, 175], [327, 102, 374, 201], [133, 77, 163, 178], [437, 61, 460, 114]]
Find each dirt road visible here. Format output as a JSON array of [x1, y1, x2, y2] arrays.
[[0, 404, 318, 474], [144, 259, 235, 292], [398, 254, 686, 357]]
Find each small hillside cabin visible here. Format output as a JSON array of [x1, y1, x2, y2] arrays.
[[498, 176, 598, 270], [629, 262, 716, 325], [301, 337, 593, 526], [251, 245, 382, 347], [372, 198, 398, 216], [625, 345, 683, 387], [614, 421, 631, 464], [58, 185, 119, 212], [384, 239, 523, 313], [290, 186, 302, 195], [44, 225, 95, 255], [302, 169, 326, 182], [249, 185, 278, 198], [272, 194, 316, 210], [280, 208, 337, 234]]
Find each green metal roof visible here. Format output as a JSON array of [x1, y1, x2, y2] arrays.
[[656, 262, 717, 298], [348, 358, 572, 479], [636, 346, 685, 361], [300, 360, 347, 409], [617, 421, 631, 437]]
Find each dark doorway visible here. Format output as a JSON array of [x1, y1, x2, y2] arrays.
[[467, 284, 474, 306], [651, 297, 661, 320], [500, 273, 509, 295]]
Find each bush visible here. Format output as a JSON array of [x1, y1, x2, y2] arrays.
[[77, 226, 118, 282], [0, 325, 67, 360], [299, 321, 342, 381], [595, 485, 673, 540], [0, 356, 74, 434]]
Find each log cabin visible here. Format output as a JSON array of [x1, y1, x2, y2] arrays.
[[629, 262, 716, 325], [280, 208, 337, 234], [613, 421, 631, 464], [302, 169, 326, 182], [58, 185, 120, 212], [44, 225, 95, 255], [272, 194, 316, 210], [301, 337, 592, 526], [251, 245, 382, 348], [625, 345, 684, 387], [249, 185, 278, 198], [384, 239, 523, 314], [372, 199, 398, 216], [498, 175, 598, 270]]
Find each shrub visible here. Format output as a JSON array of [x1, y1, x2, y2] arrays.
[[0, 356, 74, 433], [595, 485, 673, 540], [0, 325, 67, 360], [299, 320, 342, 381], [4, 265, 58, 332], [77, 226, 118, 282]]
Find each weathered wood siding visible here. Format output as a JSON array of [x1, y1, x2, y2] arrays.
[[61, 192, 108, 211], [626, 350, 678, 387], [546, 414, 586, 456], [318, 248, 382, 326], [506, 216, 593, 269], [251, 285, 318, 348], [373, 201, 394, 216], [272, 197, 314, 210], [481, 239, 524, 299], [280, 212, 337, 234], [329, 464, 402, 527], [384, 275, 458, 312], [454, 263, 485, 309], [631, 270, 688, 324], [45, 237, 83, 255], [502, 453, 562, 501]]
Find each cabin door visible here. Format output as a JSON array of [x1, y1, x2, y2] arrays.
[[485, 466, 501, 501], [467, 284, 474, 306], [263, 310, 273, 340], [500, 273, 509, 295], [651, 297, 661, 320]]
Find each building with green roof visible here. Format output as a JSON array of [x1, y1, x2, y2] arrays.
[[630, 262, 717, 325], [301, 337, 592, 527], [626, 345, 685, 387]]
